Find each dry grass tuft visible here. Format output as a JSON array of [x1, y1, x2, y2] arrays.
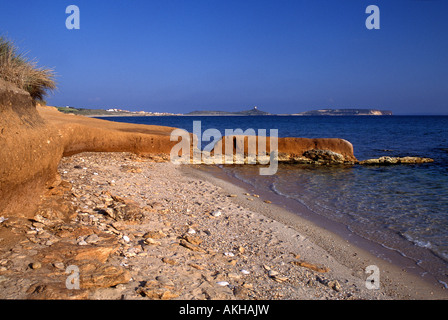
[[0, 36, 56, 101]]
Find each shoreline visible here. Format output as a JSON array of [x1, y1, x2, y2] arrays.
[[1, 151, 446, 299], [182, 164, 448, 299]]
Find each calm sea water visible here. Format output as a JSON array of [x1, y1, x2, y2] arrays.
[[100, 115, 448, 282]]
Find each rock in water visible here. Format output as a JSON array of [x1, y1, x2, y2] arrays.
[[359, 156, 434, 165], [302, 149, 346, 164]]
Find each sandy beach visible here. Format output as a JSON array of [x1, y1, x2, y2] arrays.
[[1, 151, 445, 300]]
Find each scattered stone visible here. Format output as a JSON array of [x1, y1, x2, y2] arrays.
[[30, 262, 41, 269], [291, 260, 330, 273], [26, 283, 90, 300], [268, 270, 278, 277], [211, 210, 222, 217], [263, 200, 272, 204], [84, 234, 100, 244], [316, 276, 342, 292], [156, 275, 175, 288], [81, 265, 131, 289], [162, 257, 178, 265], [189, 263, 205, 270], [179, 239, 206, 253], [77, 239, 88, 246], [267, 270, 288, 283], [137, 286, 179, 300], [144, 238, 161, 245], [216, 281, 230, 287], [182, 234, 202, 246], [143, 230, 166, 239]]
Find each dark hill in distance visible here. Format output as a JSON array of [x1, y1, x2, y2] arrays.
[[186, 106, 271, 116]]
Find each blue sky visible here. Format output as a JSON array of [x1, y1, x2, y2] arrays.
[[1, 0, 447, 114]]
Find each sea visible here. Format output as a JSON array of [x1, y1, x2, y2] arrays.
[[97, 115, 448, 286]]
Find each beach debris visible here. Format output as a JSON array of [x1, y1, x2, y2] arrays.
[[216, 281, 230, 287], [156, 275, 175, 288], [182, 234, 202, 246], [162, 257, 178, 266], [268, 270, 278, 277], [224, 252, 235, 257], [0, 217, 7, 224], [53, 262, 65, 270], [228, 194, 237, 197], [122, 235, 130, 242], [291, 260, 330, 273], [143, 230, 166, 239], [84, 234, 100, 244], [189, 263, 204, 270], [241, 269, 250, 275], [268, 270, 288, 283], [77, 237, 88, 246], [179, 239, 206, 253], [316, 276, 342, 292], [211, 210, 222, 217], [144, 238, 161, 246], [253, 194, 259, 198], [187, 228, 196, 234], [263, 200, 272, 204]]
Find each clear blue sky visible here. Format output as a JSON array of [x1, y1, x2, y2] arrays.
[[1, 0, 447, 115]]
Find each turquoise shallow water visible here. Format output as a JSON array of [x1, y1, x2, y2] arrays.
[[100, 115, 448, 283]]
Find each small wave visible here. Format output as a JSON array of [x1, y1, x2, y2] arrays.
[[438, 280, 448, 289], [402, 232, 433, 249]]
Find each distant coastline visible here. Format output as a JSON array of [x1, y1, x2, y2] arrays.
[[56, 105, 393, 117]]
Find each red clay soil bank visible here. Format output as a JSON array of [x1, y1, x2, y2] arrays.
[[213, 135, 356, 163], [1, 80, 356, 218], [0, 80, 63, 218]]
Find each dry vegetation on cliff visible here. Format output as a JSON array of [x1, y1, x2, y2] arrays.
[[0, 36, 56, 101]]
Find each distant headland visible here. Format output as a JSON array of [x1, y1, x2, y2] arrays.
[[290, 108, 393, 116], [185, 107, 392, 116]]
